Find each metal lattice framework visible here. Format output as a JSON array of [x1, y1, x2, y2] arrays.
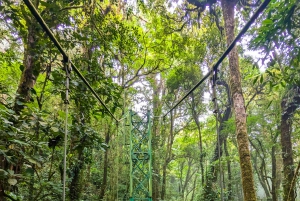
[[129, 110, 152, 201]]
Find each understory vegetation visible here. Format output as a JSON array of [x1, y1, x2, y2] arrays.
[[0, 0, 299, 200]]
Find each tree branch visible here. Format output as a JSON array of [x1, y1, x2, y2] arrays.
[[59, 5, 84, 12]]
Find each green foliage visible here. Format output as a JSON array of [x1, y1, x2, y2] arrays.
[[250, 0, 300, 87], [0, 0, 299, 200]]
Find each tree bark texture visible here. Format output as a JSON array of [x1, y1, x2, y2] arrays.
[[280, 86, 300, 201], [221, 0, 257, 200], [15, 2, 41, 114], [161, 109, 175, 200], [280, 106, 294, 201], [151, 75, 164, 201]]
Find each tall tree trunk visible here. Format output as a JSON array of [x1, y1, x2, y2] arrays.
[[99, 128, 111, 200], [15, 0, 41, 114], [0, 1, 41, 200], [70, 151, 85, 201], [221, 0, 257, 200], [161, 110, 175, 200], [280, 86, 300, 201], [281, 105, 294, 201], [69, 115, 88, 201], [151, 75, 164, 201]]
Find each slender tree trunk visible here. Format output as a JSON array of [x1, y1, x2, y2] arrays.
[[224, 140, 232, 201], [221, 0, 257, 200], [161, 109, 176, 200], [252, 152, 271, 198], [280, 86, 300, 201], [281, 99, 294, 201], [99, 128, 111, 200], [275, 154, 282, 200], [203, 80, 231, 200], [161, 163, 167, 200], [190, 175, 197, 201], [281, 111, 294, 201], [271, 143, 277, 201], [190, 92, 204, 185], [70, 152, 85, 201]]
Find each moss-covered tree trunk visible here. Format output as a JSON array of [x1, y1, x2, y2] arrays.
[[280, 102, 294, 201], [15, 0, 41, 114], [221, 0, 257, 200], [151, 75, 164, 201], [0, 1, 41, 200], [161, 110, 175, 200]]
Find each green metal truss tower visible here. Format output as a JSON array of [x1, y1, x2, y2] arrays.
[[129, 110, 152, 201]]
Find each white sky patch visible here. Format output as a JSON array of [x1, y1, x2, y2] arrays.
[[238, 36, 269, 72], [166, 0, 183, 13]]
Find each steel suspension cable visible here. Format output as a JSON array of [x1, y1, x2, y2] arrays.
[[163, 0, 271, 118], [22, 0, 118, 122]]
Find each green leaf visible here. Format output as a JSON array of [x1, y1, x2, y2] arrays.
[[0, 169, 8, 177], [27, 158, 41, 168], [31, 88, 37, 95], [25, 167, 34, 175], [39, 121, 47, 127], [8, 178, 17, 186], [266, 100, 273, 109], [19, 64, 24, 72], [262, 19, 273, 25], [260, 74, 264, 84], [253, 76, 259, 85], [16, 100, 24, 105], [51, 127, 59, 133], [7, 169, 14, 175], [1, 117, 13, 125], [9, 139, 30, 146]]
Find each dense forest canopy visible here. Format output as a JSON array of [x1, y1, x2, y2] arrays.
[[0, 0, 299, 201]]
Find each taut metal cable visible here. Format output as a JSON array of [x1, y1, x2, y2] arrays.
[[23, 0, 118, 122], [163, 0, 271, 118]]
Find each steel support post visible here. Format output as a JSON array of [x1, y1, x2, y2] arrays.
[[129, 110, 152, 201]]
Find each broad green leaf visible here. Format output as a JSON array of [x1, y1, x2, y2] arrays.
[[262, 19, 273, 25], [253, 76, 259, 85], [8, 178, 17, 186], [51, 127, 59, 133], [7, 169, 14, 175], [27, 158, 42, 168], [9, 139, 29, 146], [0, 169, 8, 177]]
